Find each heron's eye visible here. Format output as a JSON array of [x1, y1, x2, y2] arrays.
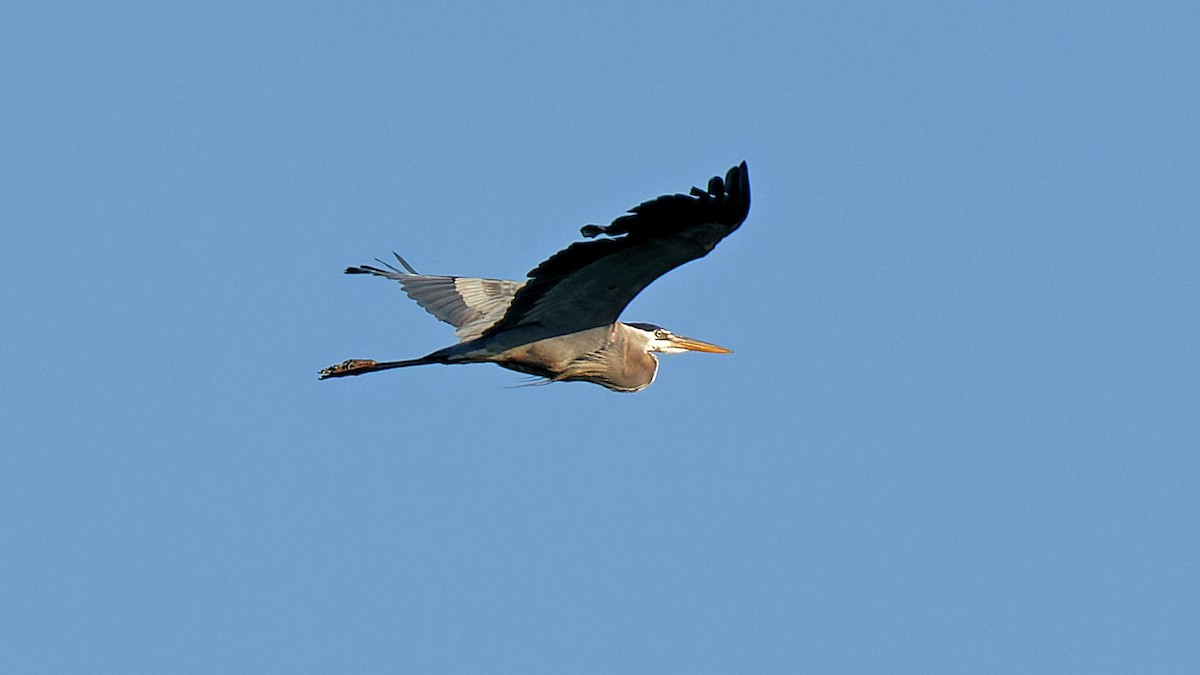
[[654, 329, 668, 339]]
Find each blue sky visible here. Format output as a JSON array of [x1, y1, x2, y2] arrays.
[[2, 2, 1198, 672]]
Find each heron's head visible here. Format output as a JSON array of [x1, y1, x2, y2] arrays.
[[625, 322, 732, 355]]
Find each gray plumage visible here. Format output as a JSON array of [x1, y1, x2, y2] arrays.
[[346, 257, 523, 342], [320, 162, 750, 392]]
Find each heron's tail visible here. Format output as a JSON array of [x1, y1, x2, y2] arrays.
[[318, 355, 442, 380]]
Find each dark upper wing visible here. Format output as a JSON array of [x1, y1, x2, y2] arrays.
[[481, 162, 750, 340]]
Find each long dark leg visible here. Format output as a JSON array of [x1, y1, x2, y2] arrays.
[[318, 355, 442, 380]]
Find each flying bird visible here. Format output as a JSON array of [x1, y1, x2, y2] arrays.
[[319, 162, 750, 392]]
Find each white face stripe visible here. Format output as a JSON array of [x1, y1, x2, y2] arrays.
[[648, 336, 689, 354]]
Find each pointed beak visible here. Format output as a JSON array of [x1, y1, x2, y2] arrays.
[[670, 334, 732, 354]]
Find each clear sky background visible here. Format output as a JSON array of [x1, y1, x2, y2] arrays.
[[2, 2, 1198, 673]]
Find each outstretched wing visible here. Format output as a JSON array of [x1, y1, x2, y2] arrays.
[[345, 254, 523, 342], [481, 162, 750, 341]]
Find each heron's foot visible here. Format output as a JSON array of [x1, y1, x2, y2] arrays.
[[318, 359, 378, 379]]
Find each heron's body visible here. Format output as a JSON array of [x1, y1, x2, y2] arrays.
[[320, 163, 750, 392], [439, 323, 664, 392]]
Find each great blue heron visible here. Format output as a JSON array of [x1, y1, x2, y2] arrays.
[[319, 162, 750, 392]]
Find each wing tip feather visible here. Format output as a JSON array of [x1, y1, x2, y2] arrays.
[[577, 161, 750, 240]]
